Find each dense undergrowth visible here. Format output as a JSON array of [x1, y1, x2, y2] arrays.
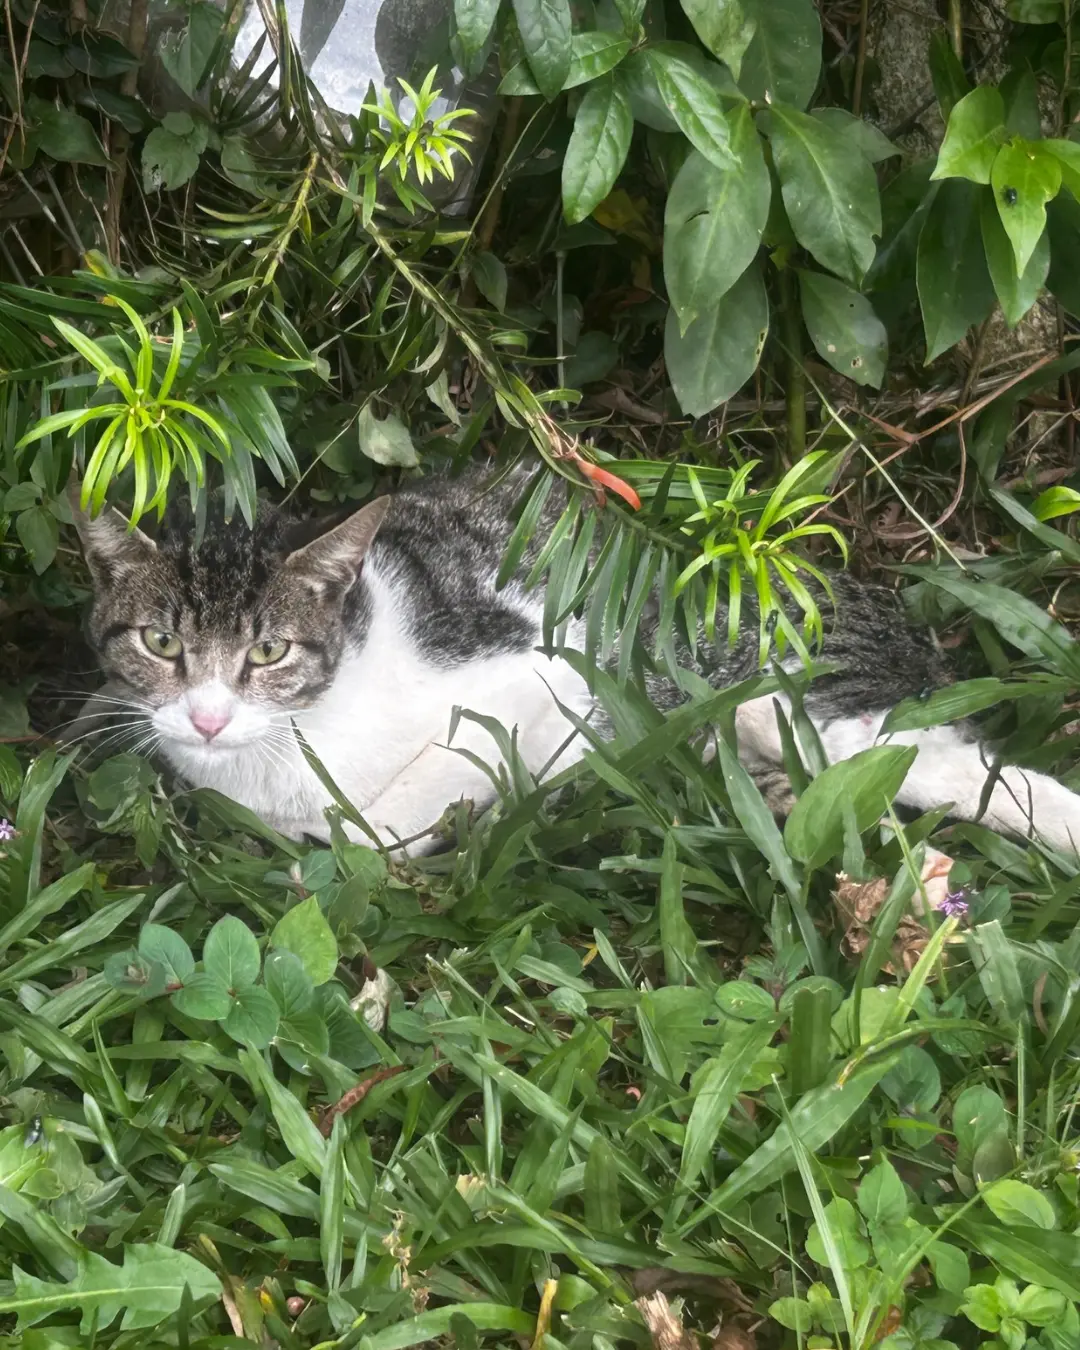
[[2, 1, 1080, 1348]]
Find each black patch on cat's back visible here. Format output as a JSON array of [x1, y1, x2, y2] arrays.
[[358, 470, 538, 665]]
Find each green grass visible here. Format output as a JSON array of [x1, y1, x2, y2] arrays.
[[1, 660, 1080, 1350]]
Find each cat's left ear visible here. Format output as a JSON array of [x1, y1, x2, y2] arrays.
[[69, 482, 157, 584], [285, 496, 390, 590]]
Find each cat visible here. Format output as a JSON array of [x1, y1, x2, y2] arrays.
[[69, 465, 1080, 857]]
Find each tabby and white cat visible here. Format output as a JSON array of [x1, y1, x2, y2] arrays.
[[71, 467, 1080, 856]]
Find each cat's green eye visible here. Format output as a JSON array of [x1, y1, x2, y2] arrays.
[[248, 639, 290, 666], [142, 628, 183, 659]]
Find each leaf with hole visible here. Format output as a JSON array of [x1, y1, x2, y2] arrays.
[[664, 102, 770, 327], [561, 73, 633, 225], [768, 102, 881, 284], [357, 404, 419, 467], [798, 270, 887, 388], [643, 49, 736, 171], [665, 259, 768, 417]]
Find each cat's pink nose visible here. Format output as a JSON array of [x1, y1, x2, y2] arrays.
[[190, 709, 230, 741]]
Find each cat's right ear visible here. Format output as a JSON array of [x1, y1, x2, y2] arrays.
[[285, 495, 390, 590], [69, 484, 157, 584]]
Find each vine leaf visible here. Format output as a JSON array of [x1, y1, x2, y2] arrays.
[[664, 102, 770, 328], [798, 270, 887, 388], [916, 178, 995, 362], [768, 103, 881, 285], [990, 138, 1061, 276], [665, 260, 768, 416], [980, 191, 1049, 328], [562, 73, 634, 225], [931, 86, 1006, 185]]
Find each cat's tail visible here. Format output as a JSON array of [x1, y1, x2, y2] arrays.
[[893, 725, 1080, 857]]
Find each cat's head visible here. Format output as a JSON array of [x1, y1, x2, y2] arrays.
[[72, 491, 389, 755]]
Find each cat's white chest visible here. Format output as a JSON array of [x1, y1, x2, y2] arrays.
[[164, 568, 592, 846]]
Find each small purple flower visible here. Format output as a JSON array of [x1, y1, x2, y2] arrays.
[[938, 889, 969, 919], [0, 818, 15, 843]]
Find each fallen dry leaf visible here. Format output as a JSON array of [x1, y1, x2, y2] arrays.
[[636, 1291, 698, 1350], [833, 847, 956, 975]]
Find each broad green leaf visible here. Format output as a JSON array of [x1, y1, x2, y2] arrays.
[[455, 0, 501, 61], [787, 985, 833, 1095], [472, 251, 508, 310], [991, 138, 1062, 275], [137, 925, 194, 988], [619, 41, 742, 133], [981, 189, 1049, 326], [1008, 0, 1064, 20], [224, 985, 280, 1048], [798, 270, 887, 388], [769, 103, 881, 285], [35, 103, 109, 165], [16, 507, 59, 575], [663, 103, 770, 327], [202, 915, 260, 991], [170, 971, 231, 1021], [679, 1019, 779, 1194], [679, 0, 756, 78], [932, 85, 1006, 184], [858, 1159, 908, 1227], [142, 126, 200, 191], [927, 1240, 970, 1293], [270, 896, 339, 986], [643, 49, 736, 171], [703, 1055, 898, 1211], [1043, 136, 1080, 201], [357, 403, 419, 467], [981, 1179, 1057, 1230], [158, 1, 222, 96], [1033, 484, 1080, 520], [811, 107, 899, 163], [562, 74, 633, 225], [917, 178, 995, 361], [263, 948, 315, 1019], [498, 31, 630, 94], [953, 1085, 1008, 1169], [768, 1298, 812, 1332], [784, 746, 918, 866], [738, 0, 821, 109], [665, 259, 768, 417], [805, 1197, 871, 1269], [511, 0, 572, 100], [1015, 1284, 1068, 1324], [0, 1244, 219, 1332]]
